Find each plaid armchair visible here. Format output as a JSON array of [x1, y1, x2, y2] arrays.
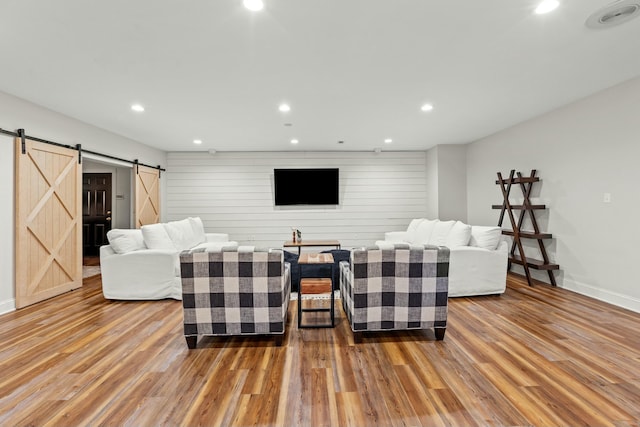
[[340, 244, 450, 342], [179, 248, 291, 348]]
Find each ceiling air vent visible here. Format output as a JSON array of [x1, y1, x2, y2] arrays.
[[586, 0, 640, 28]]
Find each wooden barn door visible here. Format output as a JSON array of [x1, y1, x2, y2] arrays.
[[15, 138, 82, 309], [134, 165, 160, 227]]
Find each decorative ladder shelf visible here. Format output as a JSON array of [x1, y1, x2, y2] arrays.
[[493, 169, 559, 287]]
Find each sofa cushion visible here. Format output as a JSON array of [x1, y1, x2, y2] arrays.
[[141, 223, 176, 250], [164, 218, 205, 251], [189, 217, 206, 241], [428, 220, 456, 246], [106, 229, 146, 254], [411, 219, 438, 244], [446, 221, 472, 248], [406, 218, 425, 235], [469, 226, 502, 250]]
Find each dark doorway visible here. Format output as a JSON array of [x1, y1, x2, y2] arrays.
[[83, 173, 112, 256]]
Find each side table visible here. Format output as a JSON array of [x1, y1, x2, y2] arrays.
[[298, 253, 335, 328]]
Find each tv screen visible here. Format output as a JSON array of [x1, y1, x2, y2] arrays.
[[274, 168, 339, 206]]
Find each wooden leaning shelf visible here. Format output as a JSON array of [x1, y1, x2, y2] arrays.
[[493, 169, 559, 287]]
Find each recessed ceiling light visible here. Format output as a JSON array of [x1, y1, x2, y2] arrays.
[[131, 104, 145, 112], [384, 138, 393, 144], [420, 103, 434, 112], [290, 139, 299, 144], [535, 0, 559, 14], [193, 139, 202, 145], [279, 103, 291, 113], [243, 0, 264, 11], [586, 1, 640, 29]]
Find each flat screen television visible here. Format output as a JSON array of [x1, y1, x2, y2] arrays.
[[274, 168, 339, 206]]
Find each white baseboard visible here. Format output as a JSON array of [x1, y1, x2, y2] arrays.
[[0, 298, 16, 315], [560, 279, 640, 314]]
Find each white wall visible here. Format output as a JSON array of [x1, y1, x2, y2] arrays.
[[166, 151, 428, 249], [424, 145, 468, 222], [0, 90, 167, 314], [466, 75, 640, 312], [0, 135, 15, 314], [425, 147, 439, 219], [436, 145, 467, 222]]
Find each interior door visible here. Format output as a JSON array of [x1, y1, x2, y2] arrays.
[[15, 137, 82, 309], [82, 173, 112, 256], [134, 165, 160, 227]]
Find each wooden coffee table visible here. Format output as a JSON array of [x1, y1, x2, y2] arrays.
[[297, 253, 335, 328]]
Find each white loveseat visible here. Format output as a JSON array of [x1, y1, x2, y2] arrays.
[[375, 218, 508, 297], [100, 217, 238, 300]]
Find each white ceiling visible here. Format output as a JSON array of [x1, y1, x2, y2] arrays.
[[1, 0, 640, 152]]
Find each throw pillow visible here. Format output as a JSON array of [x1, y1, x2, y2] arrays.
[[411, 219, 438, 244], [284, 251, 300, 292], [428, 220, 456, 246], [164, 218, 202, 251], [141, 223, 176, 250], [106, 229, 146, 254], [469, 226, 502, 250], [446, 221, 472, 248], [188, 217, 207, 244], [406, 218, 425, 235]]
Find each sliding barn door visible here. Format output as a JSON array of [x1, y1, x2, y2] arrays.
[[15, 138, 82, 309], [134, 165, 160, 227]]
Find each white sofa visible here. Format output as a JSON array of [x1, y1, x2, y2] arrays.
[[375, 218, 508, 297], [100, 217, 238, 300]]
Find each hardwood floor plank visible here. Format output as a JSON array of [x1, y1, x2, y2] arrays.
[[419, 339, 531, 426], [1, 273, 640, 426]]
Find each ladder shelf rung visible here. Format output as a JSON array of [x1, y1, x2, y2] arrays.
[[509, 255, 559, 270], [502, 230, 552, 239], [495, 177, 540, 184], [492, 204, 546, 210]]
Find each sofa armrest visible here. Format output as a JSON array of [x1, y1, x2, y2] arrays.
[[448, 240, 508, 297], [100, 246, 180, 299], [384, 231, 409, 242], [100, 247, 179, 277], [205, 233, 230, 243]]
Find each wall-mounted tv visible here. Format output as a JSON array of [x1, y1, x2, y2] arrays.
[[274, 168, 339, 206]]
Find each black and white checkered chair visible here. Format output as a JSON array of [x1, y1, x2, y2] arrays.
[[179, 248, 291, 348], [340, 243, 450, 342]]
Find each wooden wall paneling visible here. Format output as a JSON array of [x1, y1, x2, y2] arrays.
[[165, 152, 428, 248]]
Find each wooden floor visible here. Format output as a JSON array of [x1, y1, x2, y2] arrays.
[[1, 274, 640, 426]]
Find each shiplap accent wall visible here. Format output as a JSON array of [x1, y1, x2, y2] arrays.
[[166, 151, 427, 249]]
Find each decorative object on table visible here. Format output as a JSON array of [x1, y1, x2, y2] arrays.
[[494, 169, 559, 287], [291, 227, 297, 243], [296, 229, 302, 242]]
